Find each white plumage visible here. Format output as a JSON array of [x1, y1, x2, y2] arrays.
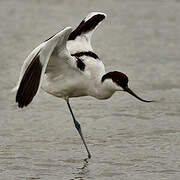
[[14, 12, 153, 159]]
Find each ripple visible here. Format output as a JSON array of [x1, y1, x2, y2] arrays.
[[150, 169, 180, 174], [19, 177, 40, 180]]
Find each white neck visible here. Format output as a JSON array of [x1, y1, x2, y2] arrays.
[[89, 78, 118, 100]]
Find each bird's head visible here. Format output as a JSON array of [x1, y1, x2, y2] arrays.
[[101, 71, 153, 102]]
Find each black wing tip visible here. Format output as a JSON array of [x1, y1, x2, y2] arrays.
[[85, 12, 106, 22], [16, 51, 42, 108], [16, 96, 30, 108], [92, 13, 106, 22], [68, 13, 106, 40]]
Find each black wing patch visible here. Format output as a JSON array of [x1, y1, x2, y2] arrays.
[[16, 50, 42, 108], [76, 58, 85, 71], [68, 14, 105, 40], [71, 51, 99, 59], [71, 51, 101, 71]]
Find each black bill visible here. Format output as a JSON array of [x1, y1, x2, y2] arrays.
[[124, 87, 154, 103]]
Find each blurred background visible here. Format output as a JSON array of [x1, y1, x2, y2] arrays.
[[0, 0, 180, 179]]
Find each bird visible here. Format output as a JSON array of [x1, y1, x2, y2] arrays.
[[14, 12, 153, 159]]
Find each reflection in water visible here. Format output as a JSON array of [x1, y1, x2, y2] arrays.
[[71, 158, 89, 180]]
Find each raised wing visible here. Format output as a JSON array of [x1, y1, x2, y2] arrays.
[[67, 12, 107, 54], [15, 27, 73, 108]]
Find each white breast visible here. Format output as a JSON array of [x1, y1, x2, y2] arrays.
[[42, 56, 105, 99]]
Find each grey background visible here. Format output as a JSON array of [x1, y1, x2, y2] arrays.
[[0, 0, 180, 179]]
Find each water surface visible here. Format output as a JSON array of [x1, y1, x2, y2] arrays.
[[0, 0, 180, 179]]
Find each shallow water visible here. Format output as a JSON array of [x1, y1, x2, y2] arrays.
[[1, 0, 180, 179]]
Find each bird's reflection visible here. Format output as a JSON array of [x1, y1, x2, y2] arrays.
[[71, 158, 89, 180]]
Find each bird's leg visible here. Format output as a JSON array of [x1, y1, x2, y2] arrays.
[[66, 99, 91, 159]]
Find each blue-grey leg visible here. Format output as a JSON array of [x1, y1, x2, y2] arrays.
[[66, 99, 91, 159]]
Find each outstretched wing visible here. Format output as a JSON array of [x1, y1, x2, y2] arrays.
[[15, 27, 73, 108], [67, 12, 107, 54]]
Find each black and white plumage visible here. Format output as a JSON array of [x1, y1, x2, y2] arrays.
[[14, 12, 153, 159]]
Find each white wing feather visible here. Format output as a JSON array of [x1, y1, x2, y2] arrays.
[[14, 27, 73, 107], [67, 12, 107, 54]]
